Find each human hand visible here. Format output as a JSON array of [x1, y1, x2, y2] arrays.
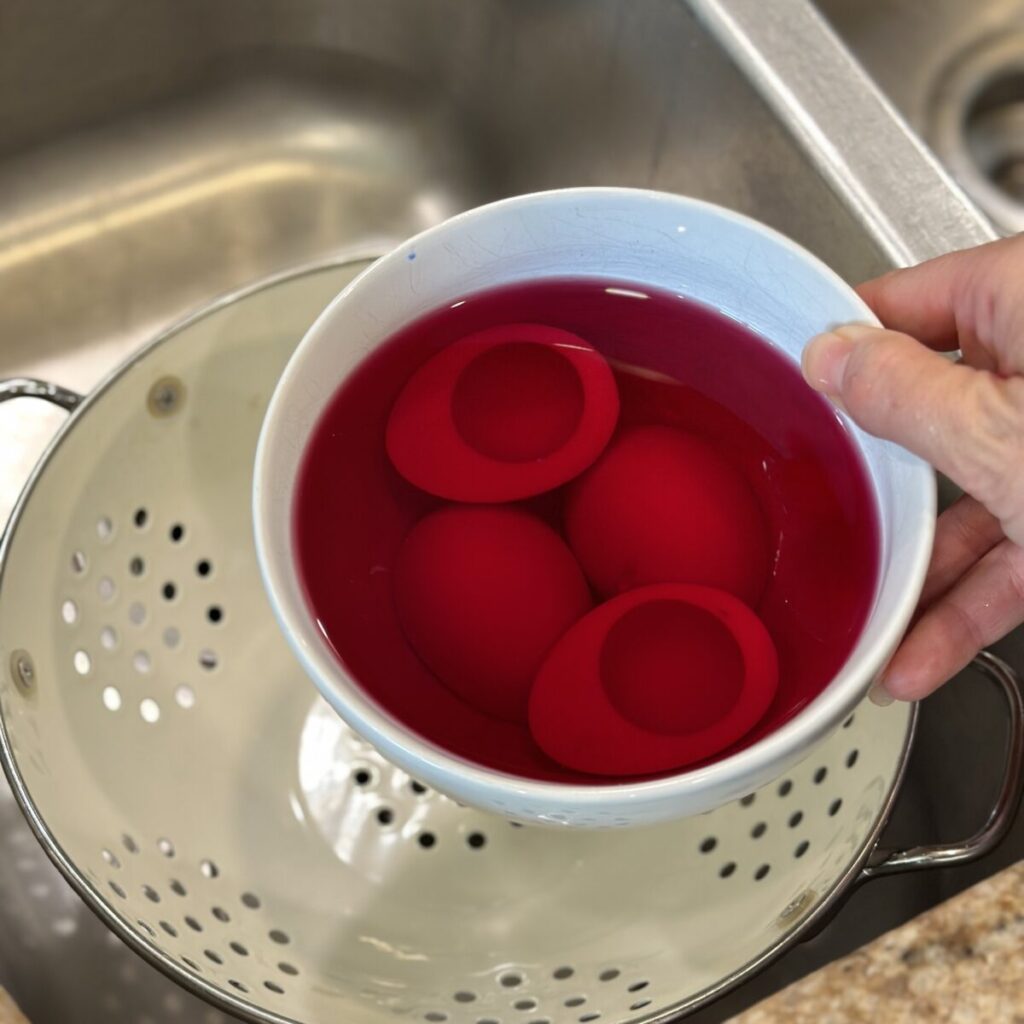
[[802, 236, 1024, 703]]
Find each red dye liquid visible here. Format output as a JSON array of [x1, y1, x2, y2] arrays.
[[294, 278, 880, 782]]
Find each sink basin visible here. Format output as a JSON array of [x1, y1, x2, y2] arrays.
[[0, 2, 1020, 1021]]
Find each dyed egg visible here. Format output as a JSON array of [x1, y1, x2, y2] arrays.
[[386, 323, 619, 502], [394, 505, 592, 723], [564, 425, 770, 605], [529, 583, 779, 776]]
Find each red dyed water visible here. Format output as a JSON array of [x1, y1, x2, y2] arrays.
[[293, 277, 880, 782]]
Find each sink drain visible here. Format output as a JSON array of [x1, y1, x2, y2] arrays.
[[929, 29, 1024, 234]]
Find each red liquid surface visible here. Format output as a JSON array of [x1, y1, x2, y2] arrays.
[[294, 278, 880, 782]]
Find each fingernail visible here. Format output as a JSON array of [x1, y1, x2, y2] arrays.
[[802, 332, 855, 394], [868, 681, 894, 707]]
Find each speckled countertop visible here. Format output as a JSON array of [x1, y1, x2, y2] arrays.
[[730, 861, 1024, 1023]]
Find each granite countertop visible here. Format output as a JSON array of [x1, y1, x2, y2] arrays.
[[731, 861, 1024, 1023]]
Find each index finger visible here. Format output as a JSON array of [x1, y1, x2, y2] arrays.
[[857, 236, 1021, 354]]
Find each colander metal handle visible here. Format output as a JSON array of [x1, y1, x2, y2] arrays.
[[0, 377, 83, 412], [863, 650, 1024, 878]]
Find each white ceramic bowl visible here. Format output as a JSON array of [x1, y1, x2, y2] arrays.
[[254, 188, 935, 828]]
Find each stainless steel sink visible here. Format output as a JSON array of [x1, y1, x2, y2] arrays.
[[0, 1, 1021, 1021]]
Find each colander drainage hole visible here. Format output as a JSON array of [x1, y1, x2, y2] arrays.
[[598, 969, 620, 982], [156, 837, 175, 857], [160, 921, 177, 937], [181, 956, 201, 973], [101, 626, 118, 650], [102, 686, 122, 711], [199, 649, 218, 671], [552, 967, 574, 980], [61, 599, 78, 624], [424, 1014, 447, 1023], [134, 508, 149, 529], [170, 880, 187, 896], [719, 862, 736, 879], [846, 749, 859, 768], [500, 973, 523, 988], [212, 907, 230, 922], [352, 766, 376, 787], [564, 997, 586, 1007], [740, 794, 756, 807], [140, 698, 161, 724], [134, 650, 152, 674], [278, 962, 299, 976], [122, 834, 139, 854], [109, 881, 127, 899], [843, 713, 855, 729], [143, 885, 161, 903], [73, 649, 91, 675], [630, 1000, 652, 1011], [241, 892, 261, 909], [698, 836, 716, 854], [794, 841, 810, 859], [97, 516, 114, 541], [196, 558, 212, 577], [204, 949, 223, 965], [454, 992, 477, 1003], [228, 980, 249, 994], [376, 808, 394, 826], [207, 605, 224, 624], [754, 864, 771, 881], [138, 920, 156, 937], [579, 1014, 601, 1022], [777, 779, 793, 797], [101, 848, 121, 869], [71, 550, 88, 574], [418, 832, 437, 850], [788, 811, 803, 829], [162, 582, 177, 601], [627, 981, 649, 993], [829, 799, 843, 816], [229, 942, 249, 957], [467, 831, 487, 849], [170, 523, 186, 543], [264, 981, 284, 995], [98, 576, 116, 601], [200, 859, 219, 879], [813, 767, 827, 785], [514, 998, 536, 1010], [129, 601, 147, 626], [175, 685, 196, 709], [751, 822, 767, 839], [130, 556, 145, 577], [269, 929, 290, 945], [185, 916, 203, 932], [410, 780, 429, 795]]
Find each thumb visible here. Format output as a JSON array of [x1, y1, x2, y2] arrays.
[[802, 324, 1023, 517]]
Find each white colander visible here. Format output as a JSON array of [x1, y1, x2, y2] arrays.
[[0, 263, 1021, 1024]]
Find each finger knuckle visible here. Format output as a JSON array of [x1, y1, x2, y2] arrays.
[[948, 375, 1024, 508], [843, 340, 900, 418]]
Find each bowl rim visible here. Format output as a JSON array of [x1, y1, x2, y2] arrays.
[[253, 186, 936, 811]]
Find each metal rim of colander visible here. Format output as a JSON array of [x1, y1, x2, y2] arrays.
[[0, 256, 919, 1024]]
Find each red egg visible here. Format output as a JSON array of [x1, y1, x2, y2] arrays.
[[564, 425, 770, 605], [394, 505, 592, 724], [529, 583, 779, 776], [386, 323, 619, 502]]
